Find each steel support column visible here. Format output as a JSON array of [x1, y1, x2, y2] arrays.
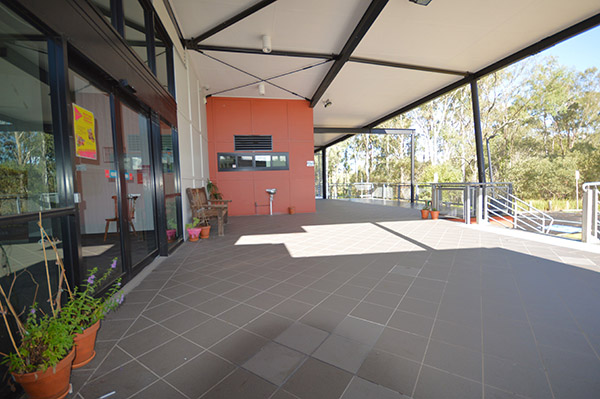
[[470, 80, 486, 184], [322, 149, 327, 199], [410, 131, 415, 203]]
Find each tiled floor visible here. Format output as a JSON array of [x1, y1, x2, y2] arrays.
[[71, 200, 600, 399]]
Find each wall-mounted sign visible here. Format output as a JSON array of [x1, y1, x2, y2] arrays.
[[306, 160, 315, 167], [105, 169, 117, 178], [73, 104, 97, 160]]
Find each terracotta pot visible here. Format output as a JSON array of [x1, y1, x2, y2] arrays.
[[187, 227, 202, 241], [420, 209, 430, 219], [430, 211, 440, 220], [72, 320, 100, 369], [12, 348, 75, 399], [200, 225, 211, 239], [288, 207, 296, 215], [166, 229, 176, 242]]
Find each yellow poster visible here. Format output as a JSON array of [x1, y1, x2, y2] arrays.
[[73, 104, 97, 160]]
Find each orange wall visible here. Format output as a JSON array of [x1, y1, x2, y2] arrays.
[[207, 97, 316, 216]]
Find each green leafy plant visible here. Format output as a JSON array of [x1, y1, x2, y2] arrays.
[[431, 208, 438, 212], [2, 307, 73, 374], [206, 180, 222, 200], [60, 258, 123, 334]]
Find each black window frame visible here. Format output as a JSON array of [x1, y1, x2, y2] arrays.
[[218, 152, 289, 172]]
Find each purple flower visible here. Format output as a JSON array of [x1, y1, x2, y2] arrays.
[[87, 274, 96, 284], [117, 294, 124, 305], [110, 259, 117, 269], [116, 282, 121, 287], [29, 308, 36, 315]]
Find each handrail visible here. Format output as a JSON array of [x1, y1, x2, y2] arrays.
[[583, 182, 600, 191]]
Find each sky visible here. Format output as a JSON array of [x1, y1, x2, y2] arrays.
[[541, 25, 600, 71]]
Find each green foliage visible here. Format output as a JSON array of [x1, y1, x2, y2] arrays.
[[60, 258, 122, 333], [325, 56, 600, 203], [2, 308, 73, 374]]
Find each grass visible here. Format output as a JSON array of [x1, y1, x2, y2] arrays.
[[523, 199, 582, 212]]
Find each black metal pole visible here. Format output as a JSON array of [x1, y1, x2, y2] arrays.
[[322, 149, 327, 199], [410, 131, 415, 203], [470, 80, 486, 183]]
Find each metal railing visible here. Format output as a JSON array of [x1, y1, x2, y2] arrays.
[[582, 182, 600, 243], [327, 182, 432, 204]]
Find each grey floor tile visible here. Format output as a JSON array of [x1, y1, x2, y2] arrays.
[[320, 295, 360, 314], [413, 366, 482, 399], [375, 327, 428, 362], [431, 319, 482, 352], [96, 319, 134, 341], [142, 300, 189, 323], [538, 343, 600, 383], [203, 368, 277, 399], [313, 334, 371, 373], [80, 360, 157, 399], [245, 312, 294, 339], [211, 329, 268, 365], [531, 323, 594, 355], [357, 349, 420, 396], [164, 352, 235, 399], [275, 322, 329, 354], [129, 379, 188, 399], [137, 336, 203, 377], [243, 342, 305, 385], [341, 376, 407, 399], [245, 292, 286, 310], [183, 317, 237, 348], [160, 308, 211, 334], [174, 288, 215, 307], [88, 346, 134, 381], [387, 310, 435, 337], [391, 264, 421, 277], [397, 296, 439, 318], [196, 296, 239, 316], [106, 303, 146, 320], [333, 316, 384, 346], [484, 353, 552, 399], [300, 307, 347, 332], [270, 390, 299, 399], [292, 288, 331, 305], [336, 284, 371, 300], [118, 324, 177, 357], [160, 283, 198, 299], [218, 303, 264, 326], [223, 285, 262, 302], [124, 289, 159, 304], [271, 299, 314, 320], [351, 302, 394, 325], [364, 290, 403, 308], [424, 339, 482, 381], [283, 357, 352, 399]]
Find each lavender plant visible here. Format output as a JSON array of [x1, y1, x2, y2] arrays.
[[59, 258, 123, 333]]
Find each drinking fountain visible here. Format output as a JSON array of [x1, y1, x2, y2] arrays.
[[266, 188, 277, 215]]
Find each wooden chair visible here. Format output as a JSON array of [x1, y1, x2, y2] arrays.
[[104, 195, 138, 241], [186, 187, 231, 236]]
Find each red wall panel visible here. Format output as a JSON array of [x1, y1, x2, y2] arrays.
[[207, 97, 315, 216]]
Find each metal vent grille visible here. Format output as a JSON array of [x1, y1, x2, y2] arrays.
[[234, 135, 272, 151]]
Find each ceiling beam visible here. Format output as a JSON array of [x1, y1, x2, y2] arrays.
[[187, 0, 278, 48], [192, 45, 469, 76], [364, 12, 600, 129], [309, 0, 389, 108], [193, 44, 334, 60], [314, 127, 414, 134], [349, 57, 468, 77]]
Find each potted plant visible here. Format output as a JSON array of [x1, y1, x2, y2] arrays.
[[166, 202, 177, 243], [198, 211, 211, 239], [60, 258, 123, 369], [206, 180, 222, 200], [186, 217, 202, 242], [0, 215, 75, 399], [430, 208, 440, 220], [421, 206, 430, 219], [1, 308, 75, 399]]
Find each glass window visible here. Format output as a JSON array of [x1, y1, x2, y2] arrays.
[[218, 153, 289, 171], [0, 4, 58, 216], [161, 121, 180, 246], [70, 70, 124, 284], [154, 23, 171, 92], [123, 0, 148, 66], [90, 0, 112, 25], [237, 155, 253, 168], [120, 103, 156, 265]]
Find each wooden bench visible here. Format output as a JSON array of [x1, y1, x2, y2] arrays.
[[186, 187, 231, 236]]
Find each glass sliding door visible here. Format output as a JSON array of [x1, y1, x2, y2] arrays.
[[160, 121, 181, 246], [69, 70, 123, 285], [120, 103, 157, 266]]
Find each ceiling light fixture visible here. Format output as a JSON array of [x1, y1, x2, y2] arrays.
[[258, 82, 266, 96], [262, 35, 272, 53], [323, 99, 332, 108], [408, 0, 432, 5]]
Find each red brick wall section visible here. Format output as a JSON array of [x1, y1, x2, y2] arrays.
[[207, 97, 316, 216]]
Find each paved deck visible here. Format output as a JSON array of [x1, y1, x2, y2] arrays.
[[72, 200, 600, 399]]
